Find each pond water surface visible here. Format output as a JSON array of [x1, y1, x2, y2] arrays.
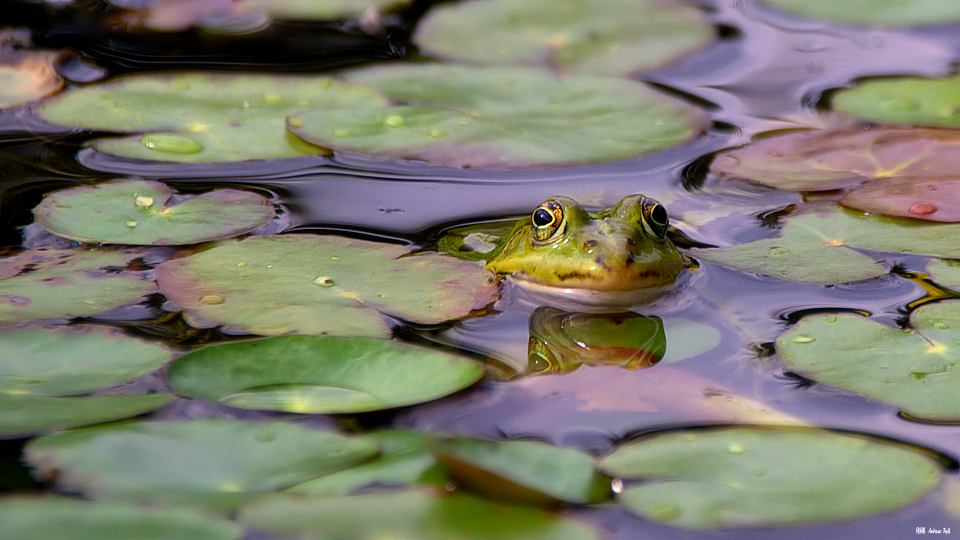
[[4, 0, 960, 538]]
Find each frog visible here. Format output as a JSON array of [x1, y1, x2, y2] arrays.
[[482, 194, 692, 305]]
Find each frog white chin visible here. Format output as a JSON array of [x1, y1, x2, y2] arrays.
[[504, 267, 695, 311]]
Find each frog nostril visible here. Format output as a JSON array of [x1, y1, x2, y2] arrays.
[[625, 238, 637, 246], [583, 239, 598, 250]]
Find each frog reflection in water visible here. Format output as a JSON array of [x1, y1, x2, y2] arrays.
[[484, 194, 692, 305]]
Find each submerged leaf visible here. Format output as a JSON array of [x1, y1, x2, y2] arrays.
[[167, 335, 484, 413], [757, 0, 960, 27], [834, 74, 960, 128], [35, 73, 387, 163], [289, 64, 707, 168], [414, 0, 713, 76], [0, 498, 242, 540], [599, 427, 940, 529], [777, 302, 960, 420], [0, 249, 156, 323], [34, 179, 274, 244], [25, 419, 379, 510], [0, 326, 172, 396], [156, 235, 497, 338], [712, 126, 960, 192], [239, 490, 599, 540]]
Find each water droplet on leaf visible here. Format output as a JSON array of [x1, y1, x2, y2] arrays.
[[791, 335, 815, 344], [727, 443, 745, 455], [133, 194, 154, 207], [141, 133, 204, 154], [288, 117, 303, 128], [199, 294, 225, 305], [908, 201, 937, 215], [125, 220, 137, 228], [385, 115, 405, 127], [312, 276, 335, 287]]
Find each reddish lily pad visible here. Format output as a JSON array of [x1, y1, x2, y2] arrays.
[[35, 73, 387, 163], [34, 179, 274, 245], [840, 177, 960, 222], [711, 127, 960, 192], [156, 235, 497, 338], [414, 0, 713, 76], [0, 49, 63, 108], [833, 73, 960, 128], [757, 0, 960, 28], [289, 64, 707, 168], [0, 249, 156, 323]]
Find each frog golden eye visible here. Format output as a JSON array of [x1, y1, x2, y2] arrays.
[[640, 198, 669, 238], [530, 199, 565, 243]]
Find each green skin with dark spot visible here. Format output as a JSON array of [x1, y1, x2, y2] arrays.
[[485, 195, 691, 293]]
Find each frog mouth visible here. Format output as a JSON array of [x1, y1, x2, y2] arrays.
[[504, 269, 690, 308]]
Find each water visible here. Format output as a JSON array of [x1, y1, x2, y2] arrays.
[[4, 0, 960, 537]]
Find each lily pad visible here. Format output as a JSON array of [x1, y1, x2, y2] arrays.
[[711, 127, 960, 192], [288, 430, 442, 496], [156, 235, 497, 338], [0, 498, 242, 540], [0, 49, 63, 108], [0, 249, 156, 323], [432, 438, 611, 505], [757, 0, 960, 27], [289, 64, 707, 168], [777, 302, 960, 421], [833, 74, 960, 128], [840, 177, 960, 222], [0, 326, 173, 396], [413, 0, 713, 76], [167, 335, 484, 413], [25, 418, 379, 510], [598, 427, 940, 529], [34, 179, 274, 245], [238, 490, 599, 540], [926, 258, 960, 290], [692, 205, 960, 284], [0, 393, 174, 438], [35, 72, 387, 163]]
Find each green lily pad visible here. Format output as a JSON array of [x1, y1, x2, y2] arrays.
[[927, 258, 960, 290], [35, 73, 387, 163], [692, 205, 960, 284], [289, 64, 707, 168], [432, 438, 611, 505], [0, 393, 174, 438], [25, 419, 379, 511], [834, 74, 960, 128], [414, 0, 713, 76], [288, 430, 442, 496], [34, 179, 274, 245], [711, 127, 960, 192], [156, 235, 497, 338], [239, 490, 599, 540], [598, 427, 940, 529], [840, 177, 960, 222], [757, 0, 960, 27], [777, 302, 960, 421], [0, 498, 242, 540], [0, 249, 156, 323], [0, 326, 172, 396], [167, 335, 484, 413]]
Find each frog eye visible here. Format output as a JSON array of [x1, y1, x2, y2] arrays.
[[640, 198, 669, 238], [530, 199, 566, 243]]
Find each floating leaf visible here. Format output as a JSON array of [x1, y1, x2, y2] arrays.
[[34, 179, 274, 245], [840, 177, 960, 222], [414, 0, 712, 76], [711, 127, 960, 192], [167, 335, 484, 413], [0, 249, 156, 323], [0, 393, 173, 438], [834, 74, 960, 128], [0, 498, 242, 540], [757, 0, 960, 27], [0, 326, 172, 396], [289, 64, 707, 168], [693, 205, 960, 284], [25, 419, 379, 511], [156, 235, 497, 337], [0, 50, 63, 108], [777, 302, 960, 421], [432, 438, 610, 505], [927, 258, 960, 290], [599, 427, 940, 529], [35, 73, 387, 163], [239, 490, 599, 540], [288, 430, 441, 496]]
